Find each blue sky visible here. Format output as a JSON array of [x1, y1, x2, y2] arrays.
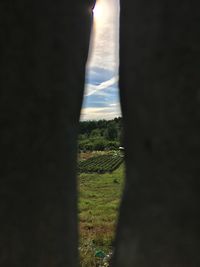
[[80, 0, 121, 121]]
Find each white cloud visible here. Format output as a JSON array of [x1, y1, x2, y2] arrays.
[[87, 0, 119, 71], [85, 76, 118, 97], [80, 104, 121, 121], [109, 102, 120, 107], [81, 0, 120, 120]]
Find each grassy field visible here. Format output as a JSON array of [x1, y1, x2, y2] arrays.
[[78, 162, 124, 267]]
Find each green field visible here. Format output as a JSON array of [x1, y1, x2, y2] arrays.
[[78, 153, 124, 173], [78, 163, 124, 266]]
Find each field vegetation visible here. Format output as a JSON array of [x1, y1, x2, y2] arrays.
[[78, 118, 124, 266], [78, 161, 124, 266], [78, 152, 124, 173], [79, 117, 123, 151]]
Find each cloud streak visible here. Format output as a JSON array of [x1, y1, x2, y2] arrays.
[[85, 76, 118, 97], [81, 0, 120, 120]]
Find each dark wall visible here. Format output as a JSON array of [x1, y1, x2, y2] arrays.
[[1, 0, 200, 266], [0, 1, 94, 266], [113, 1, 200, 266]]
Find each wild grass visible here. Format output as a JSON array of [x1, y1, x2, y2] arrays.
[[78, 164, 124, 267]]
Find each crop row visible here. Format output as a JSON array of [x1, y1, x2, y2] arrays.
[[78, 154, 124, 173]]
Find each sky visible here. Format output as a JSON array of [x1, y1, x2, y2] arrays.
[[80, 0, 121, 121]]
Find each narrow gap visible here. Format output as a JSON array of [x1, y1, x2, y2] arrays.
[[78, 0, 124, 266]]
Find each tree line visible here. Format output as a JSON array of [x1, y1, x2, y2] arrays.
[[78, 117, 123, 151]]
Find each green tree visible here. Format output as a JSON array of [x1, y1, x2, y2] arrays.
[[104, 122, 118, 141]]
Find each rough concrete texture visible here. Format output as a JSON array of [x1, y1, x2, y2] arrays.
[[1, 0, 200, 266], [113, 1, 200, 266], [0, 1, 94, 266]]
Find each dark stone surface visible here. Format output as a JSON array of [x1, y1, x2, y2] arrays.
[[0, 1, 94, 266], [113, 1, 200, 266], [1, 0, 200, 266]]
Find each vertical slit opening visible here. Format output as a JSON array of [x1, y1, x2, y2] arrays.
[[78, 0, 124, 266]]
